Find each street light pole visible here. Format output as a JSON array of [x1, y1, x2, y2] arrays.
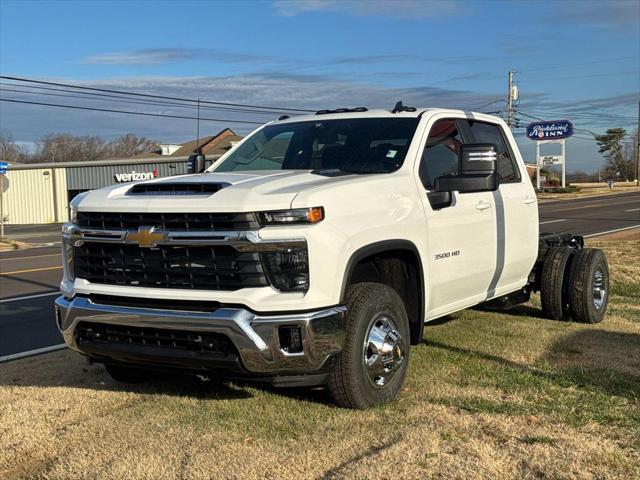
[[507, 71, 514, 130]]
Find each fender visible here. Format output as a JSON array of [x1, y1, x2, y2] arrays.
[[340, 239, 426, 344]]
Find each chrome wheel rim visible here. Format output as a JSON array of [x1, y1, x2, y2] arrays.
[[593, 268, 606, 311], [363, 315, 405, 388]]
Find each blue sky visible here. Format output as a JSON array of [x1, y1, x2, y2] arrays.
[[0, 0, 639, 171]]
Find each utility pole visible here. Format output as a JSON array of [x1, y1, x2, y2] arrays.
[[507, 71, 514, 130], [636, 101, 639, 187]]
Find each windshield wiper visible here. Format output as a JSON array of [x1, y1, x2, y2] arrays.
[[311, 168, 390, 177], [311, 168, 356, 177]]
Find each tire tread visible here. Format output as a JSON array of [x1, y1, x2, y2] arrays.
[[568, 248, 608, 324], [540, 247, 573, 320], [328, 282, 409, 409]]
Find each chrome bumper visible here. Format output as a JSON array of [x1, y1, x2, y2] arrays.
[[55, 296, 346, 375]]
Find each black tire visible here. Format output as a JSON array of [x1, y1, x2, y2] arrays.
[[540, 247, 574, 320], [567, 248, 609, 324], [328, 282, 410, 409], [104, 364, 151, 383]]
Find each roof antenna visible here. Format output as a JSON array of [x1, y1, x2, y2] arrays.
[[195, 99, 201, 153], [391, 101, 416, 113], [187, 99, 206, 174]]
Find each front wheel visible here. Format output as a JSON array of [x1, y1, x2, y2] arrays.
[[328, 282, 410, 409]]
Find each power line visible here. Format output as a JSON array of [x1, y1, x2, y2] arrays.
[[519, 55, 639, 74], [517, 110, 637, 129], [0, 81, 300, 116], [0, 98, 265, 125], [0, 75, 316, 113], [470, 99, 506, 110], [519, 70, 639, 83], [0, 86, 282, 116], [519, 107, 636, 120]]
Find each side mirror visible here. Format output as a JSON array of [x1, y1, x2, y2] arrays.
[[434, 143, 499, 193], [187, 153, 206, 174]]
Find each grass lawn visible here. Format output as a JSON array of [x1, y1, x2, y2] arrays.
[[1, 239, 638, 479], [537, 183, 638, 201]]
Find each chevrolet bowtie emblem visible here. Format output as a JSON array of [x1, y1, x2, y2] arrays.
[[127, 226, 166, 248]]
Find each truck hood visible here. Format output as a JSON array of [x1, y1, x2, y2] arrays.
[[76, 170, 362, 213]]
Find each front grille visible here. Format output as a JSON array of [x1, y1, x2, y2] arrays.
[[87, 294, 222, 312], [75, 211, 259, 231], [76, 322, 235, 356], [73, 243, 268, 290]]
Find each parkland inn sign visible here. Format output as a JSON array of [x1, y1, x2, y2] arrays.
[[526, 120, 574, 140], [527, 120, 574, 189]]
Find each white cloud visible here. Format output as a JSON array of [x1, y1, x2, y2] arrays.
[[273, 0, 463, 18], [83, 48, 268, 65], [2, 73, 634, 171], [549, 0, 640, 28], [0, 73, 498, 141]]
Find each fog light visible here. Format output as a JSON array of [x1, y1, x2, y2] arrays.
[[279, 325, 303, 354], [261, 248, 309, 292]]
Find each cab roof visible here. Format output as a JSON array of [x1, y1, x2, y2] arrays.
[[273, 107, 502, 124]]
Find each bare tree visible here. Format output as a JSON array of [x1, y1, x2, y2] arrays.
[[30, 134, 107, 163], [106, 134, 159, 158], [26, 133, 159, 163], [0, 132, 29, 163]]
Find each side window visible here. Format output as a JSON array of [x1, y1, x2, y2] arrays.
[[466, 121, 521, 183], [419, 119, 463, 189]]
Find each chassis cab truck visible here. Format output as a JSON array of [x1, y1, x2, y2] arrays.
[[55, 106, 609, 408]]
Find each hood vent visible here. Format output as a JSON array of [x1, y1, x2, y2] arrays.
[[127, 182, 230, 196]]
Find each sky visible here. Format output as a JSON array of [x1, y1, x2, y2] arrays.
[[0, 0, 639, 172]]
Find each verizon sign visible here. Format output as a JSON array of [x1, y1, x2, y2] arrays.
[[114, 169, 158, 182]]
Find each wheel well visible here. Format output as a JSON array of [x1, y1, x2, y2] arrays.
[[344, 244, 424, 345]]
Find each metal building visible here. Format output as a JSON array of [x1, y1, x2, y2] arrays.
[[2, 155, 213, 225], [1, 130, 239, 225]]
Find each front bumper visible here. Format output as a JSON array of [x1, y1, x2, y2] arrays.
[[55, 296, 346, 379]]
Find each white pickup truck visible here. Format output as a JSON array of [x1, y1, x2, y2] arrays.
[[55, 105, 609, 408]]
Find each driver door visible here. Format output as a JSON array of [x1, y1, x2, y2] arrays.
[[417, 118, 498, 319]]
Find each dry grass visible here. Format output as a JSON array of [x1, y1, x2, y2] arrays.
[[1, 240, 638, 479], [0, 238, 30, 252], [537, 183, 638, 202]]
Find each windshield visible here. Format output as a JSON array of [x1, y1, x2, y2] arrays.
[[213, 117, 420, 174]]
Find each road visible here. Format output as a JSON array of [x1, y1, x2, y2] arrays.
[[539, 191, 640, 237], [1, 190, 639, 360], [0, 243, 64, 360]]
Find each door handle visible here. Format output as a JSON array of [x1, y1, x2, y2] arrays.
[[524, 195, 536, 204], [476, 201, 491, 211]]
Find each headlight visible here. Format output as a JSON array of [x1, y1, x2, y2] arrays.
[[258, 207, 324, 226], [69, 205, 78, 223], [69, 190, 91, 224], [261, 248, 309, 292], [61, 224, 75, 281]]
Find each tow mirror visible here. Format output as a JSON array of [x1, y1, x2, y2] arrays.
[[187, 153, 206, 174], [434, 143, 499, 193]]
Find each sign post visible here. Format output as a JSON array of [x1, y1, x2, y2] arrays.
[[526, 120, 573, 189], [0, 161, 8, 238]]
